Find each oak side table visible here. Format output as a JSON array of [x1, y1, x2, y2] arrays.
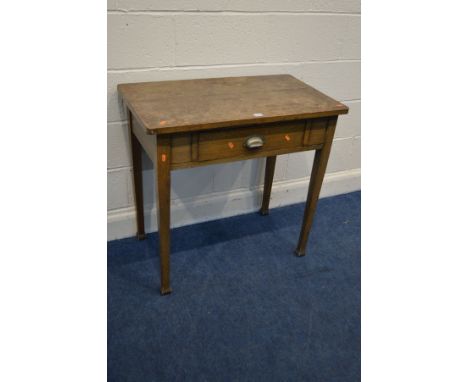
[[117, 75, 348, 295]]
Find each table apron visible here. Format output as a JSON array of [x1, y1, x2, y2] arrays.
[[131, 117, 334, 170]]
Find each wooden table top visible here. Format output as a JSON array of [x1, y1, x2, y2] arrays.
[[117, 75, 348, 135]]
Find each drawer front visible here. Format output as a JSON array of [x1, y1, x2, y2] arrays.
[[197, 119, 325, 162]]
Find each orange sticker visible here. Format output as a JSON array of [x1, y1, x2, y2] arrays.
[[228, 142, 235, 149], [161, 154, 167, 162], [159, 120, 167, 126], [285, 134, 291, 141]]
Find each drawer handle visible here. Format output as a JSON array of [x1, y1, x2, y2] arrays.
[[244, 136, 264, 150]]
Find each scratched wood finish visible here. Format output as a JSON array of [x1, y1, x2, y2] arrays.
[[118, 75, 348, 135]]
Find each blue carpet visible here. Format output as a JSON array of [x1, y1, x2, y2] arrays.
[[108, 191, 360, 381]]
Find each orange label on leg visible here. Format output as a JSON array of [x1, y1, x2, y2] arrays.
[[161, 154, 167, 162]]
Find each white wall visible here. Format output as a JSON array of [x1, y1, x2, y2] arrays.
[[107, 1, 361, 240]]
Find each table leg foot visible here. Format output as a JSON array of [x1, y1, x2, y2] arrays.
[[258, 208, 269, 216], [294, 249, 306, 257], [136, 233, 146, 240], [160, 287, 173, 296]]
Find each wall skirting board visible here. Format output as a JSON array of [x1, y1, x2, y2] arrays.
[[107, 168, 360, 241]]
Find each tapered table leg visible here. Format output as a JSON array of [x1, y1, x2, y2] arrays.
[[128, 109, 146, 240], [156, 135, 172, 295], [259, 156, 277, 215], [295, 117, 337, 256]]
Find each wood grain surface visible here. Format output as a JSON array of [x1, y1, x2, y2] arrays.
[[118, 75, 348, 135]]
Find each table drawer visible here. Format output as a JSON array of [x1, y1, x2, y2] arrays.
[[196, 119, 326, 162]]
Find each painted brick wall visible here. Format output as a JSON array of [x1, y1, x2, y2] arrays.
[[107, 1, 361, 240]]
